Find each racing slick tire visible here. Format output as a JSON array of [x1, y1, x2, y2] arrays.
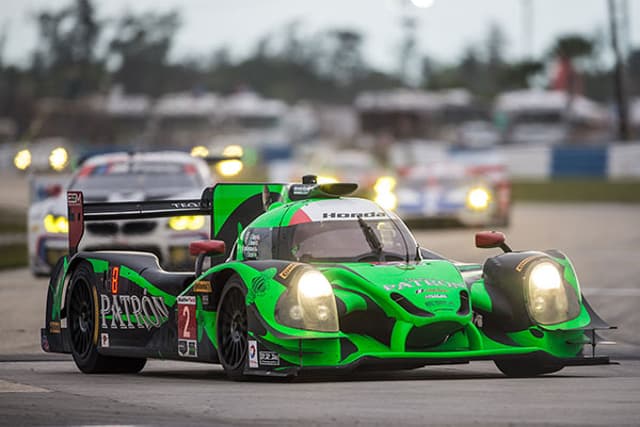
[[67, 262, 147, 374], [494, 356, 563, 378], [216, 276, 249, 381]]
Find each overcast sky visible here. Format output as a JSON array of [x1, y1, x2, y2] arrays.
[[1, 0, 638, 70]]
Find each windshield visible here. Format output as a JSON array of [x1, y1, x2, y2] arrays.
[[69, 161, 202, 194], [243, 218, 417, 263]]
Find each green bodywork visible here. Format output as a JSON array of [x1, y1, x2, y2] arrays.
[[43, 182, 607, 375]]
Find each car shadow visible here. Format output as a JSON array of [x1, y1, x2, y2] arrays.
[[137, 364, 593, 384]]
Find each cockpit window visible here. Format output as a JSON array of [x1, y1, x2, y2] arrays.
[[243, 218, 417, 263]]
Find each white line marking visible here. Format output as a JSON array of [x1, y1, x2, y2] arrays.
[[582, 288, 640, 297], [0, 379, 50, 393]]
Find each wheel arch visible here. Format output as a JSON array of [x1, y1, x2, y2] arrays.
[[208, 267, 240, 309]]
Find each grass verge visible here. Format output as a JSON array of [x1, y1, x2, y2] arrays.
[[0, 208, 26, 234], [0, 207, 27, 269], [0, 243, 27, 270], [512, 179, 640, 203]]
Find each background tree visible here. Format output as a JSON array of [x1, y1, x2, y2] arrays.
[[109, 11, 180, 96], [32, 0, 103, 98]]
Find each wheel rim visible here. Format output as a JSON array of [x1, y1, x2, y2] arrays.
[[219, 288, 247, 370], [68, 279, 94, 358]]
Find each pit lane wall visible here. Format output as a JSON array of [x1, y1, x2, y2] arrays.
[[502, 143, 640, 179]]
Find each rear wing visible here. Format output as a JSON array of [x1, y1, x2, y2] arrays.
[[67, 188, 213, 256], [67, 183, 286, 258]]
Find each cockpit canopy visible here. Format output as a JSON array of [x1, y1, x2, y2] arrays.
[[240, 198, 418, 263]]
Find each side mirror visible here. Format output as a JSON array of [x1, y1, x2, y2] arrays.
[[475, 231, 512, 253], [190, 239, 226, 256]]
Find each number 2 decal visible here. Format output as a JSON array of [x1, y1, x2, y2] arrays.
[[181, 305, 191, 338], [177, 296, 196, 341]]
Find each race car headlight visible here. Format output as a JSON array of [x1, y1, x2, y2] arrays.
[[374, 176, 397, 210], [44, 214, 69, 233], [317, 175, 338, 184], [374, 176, 396, 194], [525, 261, 580, 325], [374, 191, 397, 210], [467, 187, 490, 210], [275, 269, 338, 332], [168, 216, 205, 231], [49, 147, 69, 171], [216, 159, 243, 177], [14, 149, 32, 170]]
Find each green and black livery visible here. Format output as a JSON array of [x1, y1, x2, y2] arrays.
[[42, 176, 615, 379]]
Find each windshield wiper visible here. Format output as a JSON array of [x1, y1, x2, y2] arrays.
[[357, 217, 383, 261]]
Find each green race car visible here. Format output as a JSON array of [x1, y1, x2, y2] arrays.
[[42, 175, 615, 380]]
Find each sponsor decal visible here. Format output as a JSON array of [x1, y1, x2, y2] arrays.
[[177, 293, 198, 358], [291, 184, 314, 196], [194, 280, 212, 293], [110, 266, 120, 294], [49, 321, 61, 334], [178, 296, 197, 340], [67, 192, 81, 205], [202, 295, 210, 305], [322, 211, 386, 220], [515, 255, 543, 273], [424, 294, 447, 299], [248, 340, 258, 368], [170, 201, 200, 209], [178, 339, 198, 358], [100, 332, 110, 348], [247, 276, 269, 304], [252, 276, 268, 296], [243, 231, 261, 259], [100, 293, 169, 330], [279, 263, 297, 279], [384, 279, 465, 292], [259, 351, 280, 366]]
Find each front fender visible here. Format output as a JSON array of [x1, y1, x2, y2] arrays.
[[480, 250, 590, 332], [183, 261, 342, 343]]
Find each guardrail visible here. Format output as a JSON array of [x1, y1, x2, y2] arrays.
[[502, 143, 640, 179]]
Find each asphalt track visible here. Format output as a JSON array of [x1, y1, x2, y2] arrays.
[[0, 203, 639, 425]]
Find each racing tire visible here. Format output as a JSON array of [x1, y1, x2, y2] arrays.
[[494, 357, 563, 378], [216, 276, 249, 381], [66, 262, 147, 374]]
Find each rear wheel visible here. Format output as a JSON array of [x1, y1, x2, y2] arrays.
[[216, 277, 249, 380], [494, 356, 563, 377], [67, 262, 146, 374]]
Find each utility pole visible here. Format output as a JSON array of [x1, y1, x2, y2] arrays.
[[522, 0, 533, 60], [621, 0, 631, 58], [608, 0, 630, 141]]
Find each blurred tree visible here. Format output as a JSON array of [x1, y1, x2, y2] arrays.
[[326, 30, 365, 86], [109, 11, 180, 95], [424, 24, 513, 101], [204, 24, 400, 103], [502, 60, 544, 89], [549, 34, 595, 94], [628, 49, 640, 95], [552, 35, 594, 59], [32, 0, 104, 98]]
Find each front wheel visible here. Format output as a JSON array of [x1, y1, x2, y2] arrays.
[[494, 356, 563, 377], [216, 277, 249, 380], [67, 262, 146, 374]]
